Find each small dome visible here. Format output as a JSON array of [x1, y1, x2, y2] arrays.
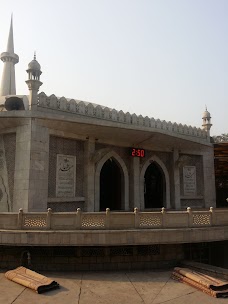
[[28, 59, 40, 71], [202, 106, 211, 119], [28, 53, 41, 71], [202, 110, 211, 119]]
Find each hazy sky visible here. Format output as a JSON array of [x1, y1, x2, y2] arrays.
[[0, 0, 227, 135]]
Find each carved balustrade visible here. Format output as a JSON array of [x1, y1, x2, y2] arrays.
[[0, 207, 227, 231]]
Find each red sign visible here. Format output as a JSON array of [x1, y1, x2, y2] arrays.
[[130, 148, 145, 158]]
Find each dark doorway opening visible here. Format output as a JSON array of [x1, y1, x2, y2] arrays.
[[144, 162, 164, 208], [100, 158, 122, 211], [215, 176, 228, 207]]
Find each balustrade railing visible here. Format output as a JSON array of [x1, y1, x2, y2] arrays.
[[0, 207, 228, 231]]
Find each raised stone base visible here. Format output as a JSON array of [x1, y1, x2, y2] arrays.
[[0, 244, 183, 271], [1, 242, 227, 272]]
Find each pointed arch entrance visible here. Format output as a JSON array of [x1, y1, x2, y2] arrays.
[[140, 156, 170, 209], [95, 151, 129, 211], [100, 159, 121, 211], [144, 162, 164, 208]]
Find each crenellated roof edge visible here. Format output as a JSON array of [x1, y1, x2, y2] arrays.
[[37, 92, 209, 142]]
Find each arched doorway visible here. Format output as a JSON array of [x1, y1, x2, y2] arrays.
[[144, 162, 165, 208], [100, 158, 122, 211], [95, 151, 129, 211]]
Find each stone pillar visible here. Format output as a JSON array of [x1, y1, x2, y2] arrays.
[[28, 121, 49, 211], [13, 123, 32, 211], [26, 80, 42, 110], [0, 136, 11, 211], [203, 148, 216, 208], [130, 157, 140, 209], [29, 86, 38, 110], [173, 148, 181, 209], [84, 138, 95, 211], [13, 120, 49, 211]]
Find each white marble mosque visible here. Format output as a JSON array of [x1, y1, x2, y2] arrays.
[[0, 17, 215, 213]]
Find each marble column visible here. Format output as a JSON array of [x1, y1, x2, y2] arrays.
[[0, 136, 11, 211], [13, 123, 31, 211], [13, 120, 49, 211], [173, 148, 181, 209], [28, 121, 49, 211], [203, 148, 216, 208], [84, 138, 95, 211], [130, 157, 140, 209]]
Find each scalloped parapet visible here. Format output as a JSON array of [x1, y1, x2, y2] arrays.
[[37, 92, 209, 141]]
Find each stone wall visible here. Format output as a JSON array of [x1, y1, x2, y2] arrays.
[[3, 133, 16, 209], [1, 241, 226, 271], [179, 154, 204, 208], [47, 138, 210, 211], [95, 143, 131, 172], [0, 244, 184, 271], [48, 136, 85, 211], [47, 201, 84, 212], [95, 143, 172, 210]]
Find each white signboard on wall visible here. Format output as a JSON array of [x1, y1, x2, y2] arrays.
[[183, 166, 196, 196], [56, 154, 76, 197]]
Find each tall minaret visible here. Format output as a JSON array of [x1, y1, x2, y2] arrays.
[[0, 16, 19, 96]]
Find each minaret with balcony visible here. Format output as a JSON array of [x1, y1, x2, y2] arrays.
[[25, 53, 42, 109], [202, 106, 212, 137]]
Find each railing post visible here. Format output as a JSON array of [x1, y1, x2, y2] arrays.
[[161, 207, 166, 228], [210, 207, 215, 226], [106, 208, 110, 229], [187, 207, 192, 227], [134, 207, 139, 228], [76, 208, 82, 229], [18, 208, 23, 229], [46, 208, 52, 230]]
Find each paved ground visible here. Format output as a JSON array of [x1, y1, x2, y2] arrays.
[[0, 270, 228, 304]]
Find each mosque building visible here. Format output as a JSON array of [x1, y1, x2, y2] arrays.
[[0, 18, 216, 213]]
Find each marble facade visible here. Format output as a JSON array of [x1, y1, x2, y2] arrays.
[[0, 18, 216, 213], [0, 105, 216, 212]]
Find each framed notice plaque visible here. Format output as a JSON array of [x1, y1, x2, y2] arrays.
[[56, 154, 76, 197], [183, 166, 196, 196]]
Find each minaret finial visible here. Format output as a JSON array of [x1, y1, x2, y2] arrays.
[[0, 16, 19, 96], [7, 14, 14, 53], [34, 51, 36, 60]]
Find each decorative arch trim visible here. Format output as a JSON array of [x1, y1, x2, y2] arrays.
[[140, 155, 170, 209], [95, 151, 129, 211]]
